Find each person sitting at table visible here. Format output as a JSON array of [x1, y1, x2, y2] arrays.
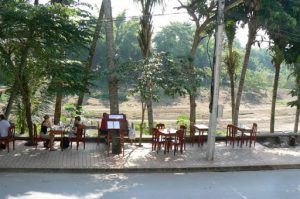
[[40, 114, 56, 151], [99, 113, 108, 143], [69, 116, 83, 138], [74, 116, 82, 128], [0, 114, 10, 149]]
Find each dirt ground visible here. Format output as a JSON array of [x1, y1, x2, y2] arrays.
[[80, 88, 298, 133], [0, 88, 297, 133]]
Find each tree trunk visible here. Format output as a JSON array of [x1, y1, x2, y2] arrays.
[[15, 33, 34, 145], [103, 0, 119, 114], [76, 2, 105, 111], [227, 41, 235, 122], [233, 19, 257, 126], [270, 58, 281, 133], [188, 28, 201, 128], [22, 83, 34, 145], [229, 72, 235, 121], [4, 81, 17, 119], [146, 97, 153, 133], [138, 102, 146, 146], [54, 82, 62, 125], [138, 1, 153, 132]]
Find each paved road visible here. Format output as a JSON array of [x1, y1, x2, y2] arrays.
[[0, 170, 300, 199]]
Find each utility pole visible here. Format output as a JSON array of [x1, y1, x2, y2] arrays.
[[206, 0, 225, 161]]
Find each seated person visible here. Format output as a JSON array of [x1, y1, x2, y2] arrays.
[[40, 114, 56, 151], [100, 113, 108, 136], [74, 116, 82, 127], [0, 114, 10, 149], [69, 116, 83, 138]]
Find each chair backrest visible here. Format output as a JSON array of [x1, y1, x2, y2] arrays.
[[227, 124, 237, 136], [76, 124, 85, 138], [176, 130, 184, 143], [156, 123, 165, 130], [252, 123, 257, 134], [8, 125, 15, 138], [152, 128, 161, 142], [179, 125, 187, 136]]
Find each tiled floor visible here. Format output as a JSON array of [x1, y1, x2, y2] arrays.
[[1, 140, 300, 172]]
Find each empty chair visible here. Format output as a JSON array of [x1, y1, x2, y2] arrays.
[[70, 124, 86, 150], [226, 124, 241, 147], [179, 125, 187, 150], [152, 128, 166, 154], [244, 123, 257, 147], [171, 130, 184, 156], [156, 123, 165, 130]]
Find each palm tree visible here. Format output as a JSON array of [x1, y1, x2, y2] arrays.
[[224, 18, 240, 122], [134, 0, 165, 133]]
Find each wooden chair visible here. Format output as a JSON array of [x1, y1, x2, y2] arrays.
[[152, 128, 166, 154], [170, 130, 184, 156], [0, 124, 15, 152], [33, 123, 48, 149], [156, 123, 165, 130], [179, 125, 187, 150], [226, 124, 242, 147], [244, 123, 258, 147], [70, 124, 86, 150]]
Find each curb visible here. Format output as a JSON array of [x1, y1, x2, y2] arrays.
[[1, 164, 300, 173]]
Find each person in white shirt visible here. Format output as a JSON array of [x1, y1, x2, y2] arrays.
[[0, 114, 11, 149]]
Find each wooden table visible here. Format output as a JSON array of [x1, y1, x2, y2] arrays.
[[193, 124, 209, 147], [159, 128, 177, 154], [236, 125, 252, 148]]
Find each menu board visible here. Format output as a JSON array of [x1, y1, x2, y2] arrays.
[[107, 121, 120, 129], [106, 114, 128, 135], [109, 115, 124, 119]]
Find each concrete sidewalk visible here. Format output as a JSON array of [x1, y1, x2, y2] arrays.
[[0, 141, 300, 173]]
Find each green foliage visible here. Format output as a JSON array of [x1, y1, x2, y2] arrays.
[[176, 114, 189, 126], [276, 99, 288, 106], [64, 103, 78, 118], [153, 22, 193, 57], [244, 69, 272, 92]]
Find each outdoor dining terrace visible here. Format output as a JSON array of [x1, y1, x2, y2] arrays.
[[1, 131, 300, 173]]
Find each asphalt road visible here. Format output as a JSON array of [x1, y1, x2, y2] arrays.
[[0, 169, 300, 199]]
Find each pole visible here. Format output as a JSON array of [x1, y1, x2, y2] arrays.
[[206, 0, 225, 161]]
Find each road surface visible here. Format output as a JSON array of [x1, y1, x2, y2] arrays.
[[0, 169, 299, 198]]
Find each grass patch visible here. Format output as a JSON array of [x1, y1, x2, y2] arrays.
[[276, 99, 288, 105]]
